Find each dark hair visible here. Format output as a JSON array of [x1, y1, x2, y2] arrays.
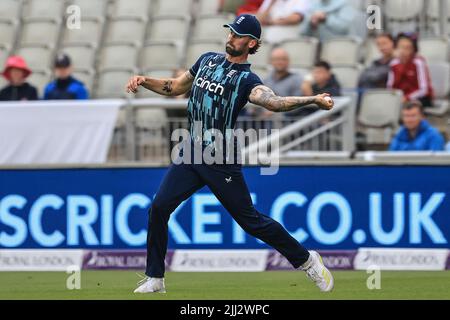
[[249, 39, 262, 55], [376, 33, 394, 43], [396, 32, 419, 53], [403, 100, 424, 114], [314, 60, 332, 71]]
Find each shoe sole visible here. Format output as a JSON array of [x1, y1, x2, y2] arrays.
[[311, 251, 334, 292]]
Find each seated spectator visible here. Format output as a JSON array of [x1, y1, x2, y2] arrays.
[[256, 0, 310, 44], [358, 33, 395, 89], [236, 0, 264, 15], [301, 0, 355, 41], [264, 47, 302, 96], [0, 56, 38, 101], [43, 54, 89, 100], [289, 60, 340, 117], [387, 33, 434, 107], [259, 47, 302, 118], [301, 60, 341, 97], [389, 101, 444, 151]]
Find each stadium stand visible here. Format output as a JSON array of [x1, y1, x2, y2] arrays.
[[0, 0, 449, 154]]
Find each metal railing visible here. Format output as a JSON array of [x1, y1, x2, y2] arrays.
[[108, 96, 356, 164]]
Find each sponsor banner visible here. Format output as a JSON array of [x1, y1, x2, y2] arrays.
[[266, 250, 356, 270], [446, 253, 450, 270], [170, 250, 269, 272], [0, 249, 84, 271], [82, 250, 172, 271], [354, 248, 449, 271], [1, 166, 449, 250]]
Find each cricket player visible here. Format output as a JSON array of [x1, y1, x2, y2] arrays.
[[126, 14, 334, 294]]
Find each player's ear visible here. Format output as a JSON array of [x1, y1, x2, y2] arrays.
[[248, 39, 257, 50]]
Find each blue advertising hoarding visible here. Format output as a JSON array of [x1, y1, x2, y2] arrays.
[[0, 165, 449, 249]]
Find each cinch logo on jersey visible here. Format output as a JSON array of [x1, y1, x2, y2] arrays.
[[195, 77, 225, 96]]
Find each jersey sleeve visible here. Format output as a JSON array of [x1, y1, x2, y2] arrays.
[[189, 52, 217, 77], [244, 72, 264, 100]]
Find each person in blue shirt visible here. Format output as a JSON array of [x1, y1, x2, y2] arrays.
[[43, 53, 89, 100], [389, 100, 445, 151], [126, 14, 335, 294]]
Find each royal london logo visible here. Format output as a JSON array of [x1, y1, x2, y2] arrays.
[[195, 77, 225, 96]]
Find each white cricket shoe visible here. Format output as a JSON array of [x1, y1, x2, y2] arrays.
[[301, 250, 334, 292], [133, 276, 166, 293]]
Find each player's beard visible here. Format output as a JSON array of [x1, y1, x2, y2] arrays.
[[226, 43, 244, 57]]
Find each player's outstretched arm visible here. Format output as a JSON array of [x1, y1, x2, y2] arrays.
[[248, 85, 334, 112], [125, 71, 194, 96]]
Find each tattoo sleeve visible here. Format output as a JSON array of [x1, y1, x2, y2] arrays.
[[162, 80, 173, 94], [249, 85, 317, 112], [140, 71, 194, 96]]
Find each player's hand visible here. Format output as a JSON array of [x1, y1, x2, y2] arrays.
[[126, 75, 146, 93], [315, 93, 334, 110]]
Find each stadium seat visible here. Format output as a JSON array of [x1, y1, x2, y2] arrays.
[[0, 0, 22, 22], [152, 0, 193, 18], [72, 69, 95, 93], [358, 89, 403, 144], [22, 0, 65, 21], [0, 76, 7, 89], [62, 18, 104, 46], [0, 20, 18, 48], [0, 45, 10, 70], [363, 37, 380, 66], [27, 69, 52, 98], [321, 37, 362, 65], [16, 45, 54, 71], [279, 37, 319, 68], [384, 0, 424, 34], [135, 108, 168, 128], [196, 0, 222, 15], [60, 44, 97, 71], [147, 16, 190, 43], [69, 0, 108, 20], [98, 44, 139, 71], [110, 0, 151, 20], [192, 14, 235, 41], [19, 20, 60, 47], [140, 42, 181, 70], [419, 37, 449, 63], [252, 66, 270, 81], [332, 65, 362, 89], [426, 0, 450, 35], [247, 42, 272, 68], [105, 18, 147, 45], [426, 62, 450, 116], [185, 40, 224, 68], [96, 68, 137, 98]]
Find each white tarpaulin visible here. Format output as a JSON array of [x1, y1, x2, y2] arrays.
[[0, 100, 122, 164]]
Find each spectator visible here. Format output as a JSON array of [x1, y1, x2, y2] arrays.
[[264, 47, 302, 96], [301, 60, 341, 97], [43, 53, 89, 100], [301, 0, 355, 41], [259, 47, 302, 119], [389, 101, 444, 151], [387, 33, 434, 107], [0, 56, 38, 101], [236, 0, 264, 15], [256, 0, 310, 44], [358, 33, 396, 89]]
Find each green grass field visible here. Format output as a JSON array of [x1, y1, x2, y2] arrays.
[[0, 271, 449, 300]]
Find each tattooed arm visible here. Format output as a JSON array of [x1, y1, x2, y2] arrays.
[[125, 71, 194, 96], [248, 85, 334, 112]]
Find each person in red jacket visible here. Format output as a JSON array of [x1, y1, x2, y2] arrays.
[[387, 33, 434, 107]]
